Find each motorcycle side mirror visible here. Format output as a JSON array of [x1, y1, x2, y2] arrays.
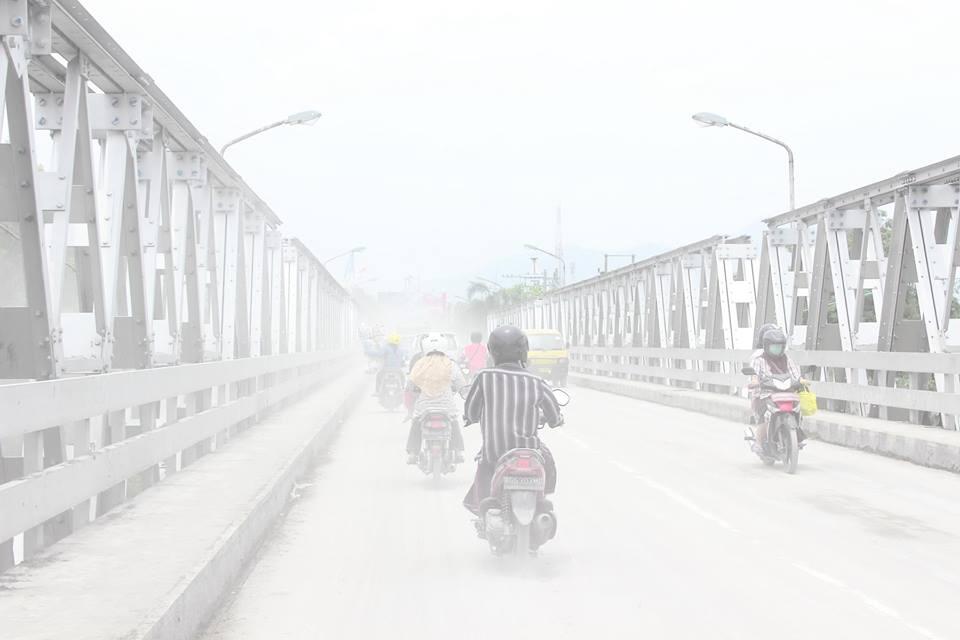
[[741, 366, 757, 376], [553, 388, 570, 407]]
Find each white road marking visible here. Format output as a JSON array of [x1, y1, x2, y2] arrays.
[[610, 460, 637, 474], [634, 473, 740, 534], [563, 433, 591, 450], [563, 420, 948, 639], [792, 562, 946, 640]]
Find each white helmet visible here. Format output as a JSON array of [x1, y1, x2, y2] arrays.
[[420, 332, 446, 355]]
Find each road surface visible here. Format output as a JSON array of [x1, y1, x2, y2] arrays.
[[201, 383, 960, 639]]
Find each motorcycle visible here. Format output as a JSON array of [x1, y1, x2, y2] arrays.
[[475, 388, 569, 558], [378, 369, 404, 411], [742, 366, 803, 474], [418, 412, 457, 483]]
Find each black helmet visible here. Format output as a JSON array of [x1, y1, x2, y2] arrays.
[[470, 331, 483, 344], [762, 328, 787, 358], [488, 325, 529, 366], [754, 323, 779, 349]]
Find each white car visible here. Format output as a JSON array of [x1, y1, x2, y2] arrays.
[[414, 332, 460, 360]]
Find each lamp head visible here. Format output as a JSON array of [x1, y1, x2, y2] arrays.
[[285, 110, 322, 125], [692, 112, 729, 127]]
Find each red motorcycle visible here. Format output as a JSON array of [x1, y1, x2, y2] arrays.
[[742, 366, 803, 474], [418, 412, 457, 484]]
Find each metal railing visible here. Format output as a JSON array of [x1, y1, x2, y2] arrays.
[[0, 2, 361, 572], [0, 349, 354, 570], [570, 346, 960, 425]]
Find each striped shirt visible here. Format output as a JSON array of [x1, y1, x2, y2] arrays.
[[463, 363, 564, 463]]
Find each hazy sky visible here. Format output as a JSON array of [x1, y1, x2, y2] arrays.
[[84, 0, 960, 291]]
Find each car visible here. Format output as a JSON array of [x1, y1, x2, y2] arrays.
[[525, 329, 569, 387], [412, 332, 460, 360]]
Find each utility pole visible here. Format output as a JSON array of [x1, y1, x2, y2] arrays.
[[555, 205, 565, 285]]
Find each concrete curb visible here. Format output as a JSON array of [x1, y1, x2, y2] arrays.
[[571, 373, 960, 474], [141, 372, 367, 640]]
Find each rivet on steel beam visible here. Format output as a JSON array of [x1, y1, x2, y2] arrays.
[[111, 97, 120, 107], [10, 16, 24, 28], [56, 97, 63, 106], [38, 97, 46, 106], [111, 117, 120, 126]]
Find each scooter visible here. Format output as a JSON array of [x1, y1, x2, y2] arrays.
[[418, 412, 457, 484], [378, 369, 404, 411], [474, 388, 569, 557], [742, 366, 803, 474]]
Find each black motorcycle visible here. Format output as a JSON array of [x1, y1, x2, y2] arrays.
[[378, 369, 405, 411]]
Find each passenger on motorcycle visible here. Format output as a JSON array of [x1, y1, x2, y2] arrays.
[[462, 325, 564, 516], [460, 331, 489, 381], [375, 333, 406, 395], [405, 333, 467, 464], [749, 327, 802, 451]]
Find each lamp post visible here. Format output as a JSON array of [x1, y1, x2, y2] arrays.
[[604, 253, 636, 272], [220, 110, 322, 157], [692, 111, 796, 211], [523, 243, 566, 286], [475, 276, 504, 291], [323, 246, 366, 266]]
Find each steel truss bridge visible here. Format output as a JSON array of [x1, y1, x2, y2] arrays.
[[0, 1, 355, 572], [490, 157, 960, 429], [1, 2, 960, 640]]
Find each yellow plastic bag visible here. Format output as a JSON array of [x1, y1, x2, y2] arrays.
[[799, 385, 818, 416]]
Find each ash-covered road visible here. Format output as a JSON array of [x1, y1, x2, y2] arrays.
[[201, 385, 960, 640]]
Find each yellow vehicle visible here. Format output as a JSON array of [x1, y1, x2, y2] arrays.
[[525, 329, 570, 387]]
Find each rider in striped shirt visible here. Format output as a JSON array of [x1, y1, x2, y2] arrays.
[[462, 325, 564, 515]]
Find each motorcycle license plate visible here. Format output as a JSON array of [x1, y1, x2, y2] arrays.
[[503, 476, 545, 491]]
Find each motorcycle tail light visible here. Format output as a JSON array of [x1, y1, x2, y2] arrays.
[[777, 401, 796, 412], [515, 458, 531, 469]]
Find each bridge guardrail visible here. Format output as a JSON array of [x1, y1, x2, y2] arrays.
[[570, 346, 960, 423], [0, 350, 354, 570]]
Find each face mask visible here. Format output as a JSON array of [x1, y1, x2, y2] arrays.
[[767, 343, 785, 356]]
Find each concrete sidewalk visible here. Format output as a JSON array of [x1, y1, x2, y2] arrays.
[[572, 373, 960, 474], [0, 369, 367, 640]]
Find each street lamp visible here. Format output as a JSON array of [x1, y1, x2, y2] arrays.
[[475, 276, 504, 290], [603, 253, 636, 272], [220, 110, 322, 157], [692, 111, 796, 211], [523, 243, 566, 286], [323, 246, 366, 265]]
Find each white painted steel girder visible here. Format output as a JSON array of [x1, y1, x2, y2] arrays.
[[0, 3, 355, 379]]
